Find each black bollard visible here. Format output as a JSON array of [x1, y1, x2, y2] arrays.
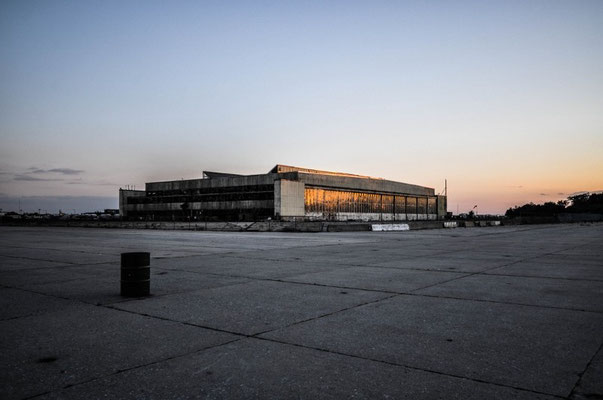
[[120, 252, 150, 297]]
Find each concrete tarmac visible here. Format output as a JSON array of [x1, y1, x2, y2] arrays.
[[1, 224, 602, 399]]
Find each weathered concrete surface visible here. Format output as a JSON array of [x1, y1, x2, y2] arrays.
[[487, 260, 603, 280], [1, 224, 602, 399], [38, 339, 555, 400], [261, 295, 602, 397], [417, 274, 603, 312], [571, 343, 603, 399], [284, 266, 466, 292], [114, 281, 389, 336], [1, 302, 237, 400]]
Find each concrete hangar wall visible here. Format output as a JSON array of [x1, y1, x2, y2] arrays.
[[119, 165, 447, 222]]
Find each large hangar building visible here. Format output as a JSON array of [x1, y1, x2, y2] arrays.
[[119, 165, 447, 221]]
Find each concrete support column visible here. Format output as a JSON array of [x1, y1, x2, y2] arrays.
[[274, 180, 305, 219], [437, 195, 447, 220]]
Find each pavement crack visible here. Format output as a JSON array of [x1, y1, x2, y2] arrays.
[[23, 338, 244, 399], [146, 272, 603, 315], [0, 254, 78, 265], [480, 272, 603, 283], [102, 305, 250, 337], [251, 336, 566, 399], [567, 339, 603, 399], [405, 292, 603, 314], [408, 244, 587, 293], [250, 293, 399, 337]]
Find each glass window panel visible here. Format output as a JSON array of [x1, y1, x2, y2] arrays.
[[406, 196, 417, 214], [395, 196, 406, 214], [382, 195, 394, 214], [306, 188, 430, 216], [417, 197, 427, 214], [428, 197, 437, 214]]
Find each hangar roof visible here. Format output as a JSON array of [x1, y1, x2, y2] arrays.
[[268, 164, 383, 180]]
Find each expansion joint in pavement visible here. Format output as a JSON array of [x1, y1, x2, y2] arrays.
[[480, 272, 603, 283], [409, 242, 591, 294], [0, 254, 77, 266], [22, 337, 245, 400], [250, 293, 400, 337], [252, 336, 567, 400], [566, 339, 603, 399], [405, 292, 603, 314], [263, 277, 603, 314], [159, 272, 603, 315]]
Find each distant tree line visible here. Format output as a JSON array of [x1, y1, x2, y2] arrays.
[[505, 192, 603, 218]]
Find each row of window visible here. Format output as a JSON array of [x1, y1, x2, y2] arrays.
[[124, 208, 273, 221], [127, 186, 438, 215], [146, 184, 274, 197], [305, 188, 437, 214], [127, 191, 274, 204]]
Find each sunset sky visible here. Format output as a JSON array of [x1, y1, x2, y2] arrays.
[[1, 1, 602, 214]]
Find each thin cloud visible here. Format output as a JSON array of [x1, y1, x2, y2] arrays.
[[48, 168, 84, 175], [29, 168, 84, 175], [64, 179, 118, 186], [14, 174, 64, 182], [557, 192, 565, 196], [539, 193, 548, 196]]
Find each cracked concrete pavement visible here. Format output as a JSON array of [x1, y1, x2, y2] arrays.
[[1, 224, 602, 399]]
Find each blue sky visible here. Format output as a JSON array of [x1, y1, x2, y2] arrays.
[[1, 0, 602, 213]]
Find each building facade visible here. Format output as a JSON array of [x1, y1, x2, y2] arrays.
[[119, 165, 447, 221]]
